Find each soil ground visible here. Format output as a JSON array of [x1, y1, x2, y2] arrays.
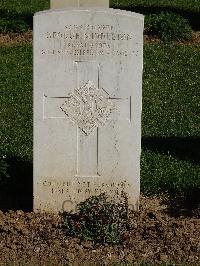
[[0, 197, 199, 266]]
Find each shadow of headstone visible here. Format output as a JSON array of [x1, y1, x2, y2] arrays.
[[0, 156, 33, 212]]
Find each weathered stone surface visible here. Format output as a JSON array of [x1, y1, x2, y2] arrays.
[[51, 0, 109, 8], [34, 8, 144, 213]]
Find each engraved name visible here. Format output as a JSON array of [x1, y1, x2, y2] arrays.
[[40, 24, 134, 58], [46, 31, 132, 41]]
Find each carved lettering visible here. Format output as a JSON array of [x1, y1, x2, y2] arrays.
[[42, 179, 131, 197], [41, 24, 133, 59]]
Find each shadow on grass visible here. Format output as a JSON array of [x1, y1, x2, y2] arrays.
[[0, 9, 32, 32], [115, 5, 200, 30], [142, 136, 200, 217], [0, 5, 199, 32], [163, 190, 200, 218], [0, 156, 33, 212], [142, 136, 200, 164]]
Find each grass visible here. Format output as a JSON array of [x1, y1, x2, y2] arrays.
[[112, 0, 200, 13], [0, 0, 49, 14], [143, 44, 200, 137], [0, 45, 33, 160], [0, 0, 199, 13], [0, 43, 199, 209], [0, 0, 199, 33], [141, 44, 200, 206]]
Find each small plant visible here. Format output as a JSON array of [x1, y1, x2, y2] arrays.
[[62, 193, 130, 245], [145, 12, 192, 42]]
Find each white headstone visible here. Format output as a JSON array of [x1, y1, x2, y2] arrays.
[[51, 0, 109, 8], [34, 6, 144, 213]]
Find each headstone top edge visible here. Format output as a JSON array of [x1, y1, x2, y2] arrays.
[[34, 8, 144, 20]]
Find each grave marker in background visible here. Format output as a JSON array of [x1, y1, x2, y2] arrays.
[[34, 1, 144, 212], [51, 0, 109, 8]]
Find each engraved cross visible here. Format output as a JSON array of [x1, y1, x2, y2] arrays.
[[44, 62, 131, 178]]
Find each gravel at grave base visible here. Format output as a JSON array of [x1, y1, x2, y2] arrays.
[[0, 197, 199, 266]]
